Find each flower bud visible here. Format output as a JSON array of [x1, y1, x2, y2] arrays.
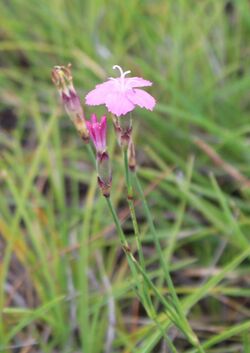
[[86, 115, 107, 153], [51, 64, 89, 142], [86, 114, 112, 197], [97, 152, 112, 197], [112, 115, 132, 148]]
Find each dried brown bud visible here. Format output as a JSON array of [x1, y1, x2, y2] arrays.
[[51, 64, 89, 142]]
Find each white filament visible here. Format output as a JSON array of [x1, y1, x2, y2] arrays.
[[112, 65, 131, 78], [108, 65, 131, 90]]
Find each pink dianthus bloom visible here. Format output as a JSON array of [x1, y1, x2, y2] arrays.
[[85, 65, 156, 117], [86, 114, 107, 153]]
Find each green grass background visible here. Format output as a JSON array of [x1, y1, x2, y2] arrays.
[[0, 0, 250, 352]]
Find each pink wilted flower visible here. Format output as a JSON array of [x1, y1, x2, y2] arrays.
[[85, 65, 156, 117], [86, 114, 107, 153]]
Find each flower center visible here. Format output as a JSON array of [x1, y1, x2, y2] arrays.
[[109, 65, 131, 90]]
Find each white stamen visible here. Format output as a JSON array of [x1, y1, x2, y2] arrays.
[[113, 65, 131, 78]]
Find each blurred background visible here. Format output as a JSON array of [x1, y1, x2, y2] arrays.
[[1, 0, 250, 352]]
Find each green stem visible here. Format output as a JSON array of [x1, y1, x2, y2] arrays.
[[87, 143, 96, 165], [152, 319, 179, 353], [123, 147, 156, 322], [105, 197, 138, 281], [128, 199, 146, 268], [123, 148, 145, 269], [123, 147, 180, 352], [78, 179, 96, 353], [133, 172, 182, 303], [105, 196, 181, 343], [123, 147, 132, 197], [140, 173, 181, 308], [106, 197, 127, 247], [0, 111, 58, 346], [133, 172, 205, 353], [106, 195, 176, 316]]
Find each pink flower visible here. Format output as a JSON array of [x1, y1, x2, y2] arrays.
[[86, 114, 107, 153], [85, 65, 156, 117]]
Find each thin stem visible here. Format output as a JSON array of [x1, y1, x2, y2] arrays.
[[123, 148, 145, 269], [123, 144, 180, 352], [105, 197, 139, 284], [106, 196, 155, 310], [123, 148, 132, 197], [152, 318, 179, 353], [133, 172, 205, 352], [78, 180, 95, 353], [87, 143, 96, 165], [133, 172, 182, 303], [106, 197, 128, 248], [106, 195, 181, 319], [105, 197, 181, 334], [0, 111, 59, 346], [128, 199, 146, 268]]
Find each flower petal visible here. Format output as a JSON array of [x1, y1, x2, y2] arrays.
[[86, 115, 107, 152], [85, 81, 116, 105], [100, 116, 107, 148], [105, 92, 135, 116], [86, 121, 96, 142], [125, 77, 152, 89], [127, 89, 156, 111], [91, 114, 97, 123]]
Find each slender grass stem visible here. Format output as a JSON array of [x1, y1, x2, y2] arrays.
[[123, 148, 145, 269], [122, 148, 183, 352], [123, 148, 156, 315], [153, 319, 179, 353], [133, 172, 205, 353], [106, 153, 180, 351], [105, 197, 138, 280], [123, 147, 132, 197], [106, 198, 182, 327], [78, 178, 96, 353], [0, 111, 59, 345]]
